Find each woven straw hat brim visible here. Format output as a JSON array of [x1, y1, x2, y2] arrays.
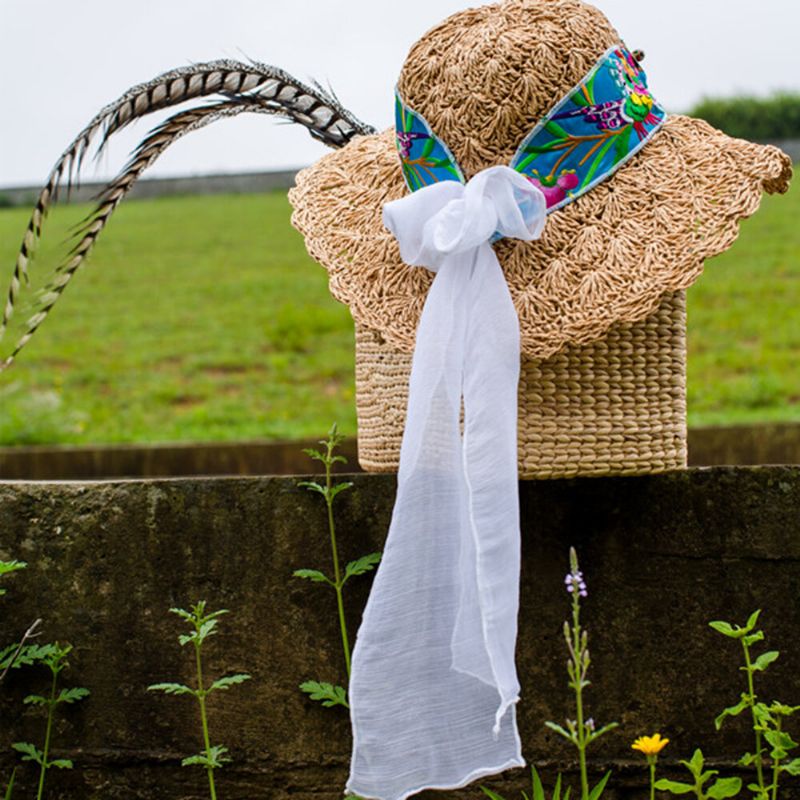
[[288, 115, 792, 359]]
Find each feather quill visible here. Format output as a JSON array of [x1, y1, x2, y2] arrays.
[[1, 60, 376, 369]]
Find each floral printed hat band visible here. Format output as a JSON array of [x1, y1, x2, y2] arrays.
[[289, 0, 791, 361], [394, 44, 666, 219]]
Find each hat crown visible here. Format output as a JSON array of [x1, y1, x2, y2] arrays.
[[397, 0, 621, 178]]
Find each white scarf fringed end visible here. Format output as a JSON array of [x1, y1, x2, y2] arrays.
[[345, 166, 548, 800]]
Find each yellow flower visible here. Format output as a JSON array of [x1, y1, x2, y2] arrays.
[[632, 733, 669, 757]]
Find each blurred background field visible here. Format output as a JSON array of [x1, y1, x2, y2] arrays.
[[0, 177, 797, 447]]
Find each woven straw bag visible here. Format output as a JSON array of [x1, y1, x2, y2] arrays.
[[289, 1, 792, 480], [354, 291, 686, 478]]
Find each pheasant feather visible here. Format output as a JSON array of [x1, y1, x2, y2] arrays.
[[1, 60, 376, 369]]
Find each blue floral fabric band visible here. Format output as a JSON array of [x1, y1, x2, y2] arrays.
[[394, 44, 666, 216]]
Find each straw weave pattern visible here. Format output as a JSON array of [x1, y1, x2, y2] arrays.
[[288, 0, 792, 477], [355, 291, 687, 477]]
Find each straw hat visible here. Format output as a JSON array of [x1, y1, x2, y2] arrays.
[[288, 0, 792, 360]]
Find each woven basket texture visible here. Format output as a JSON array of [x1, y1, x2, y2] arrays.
[[355, 290, 687, 478]]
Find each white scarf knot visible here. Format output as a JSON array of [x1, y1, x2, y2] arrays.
[[346, 165, 547, 800]]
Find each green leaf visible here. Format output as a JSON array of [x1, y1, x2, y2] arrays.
[[298, 481, 326, 496], [745, 610, 762, 633], [293, 568, 332, 585], [4, 768, 15, 800], [421, 136, 436, 160], [299, 680, 349, 708], [344, 553, 382, 581], [768, 702, 800, 717], [11, 742, 42, 764], [588, 770, 611, 800], [739, 753, 758, 767], [781, 758, 800, 775], [302, 448, 325, 462], [653, 780, 695, 795], [0, 643, 54, 671], [0, 560, 27, 577], [681, 749, 705, 777], [328, 482, 354, 501], [715, 697, 750, 730], [552, 771, 564, 800], [480, 788, 507, 800], [181, 754, 210, 767], [765, 729, 798, 753], [48, 759, 73, 770], [531, 765, 546, 800], [544, 720, 575, 742], [744, 632, 765, 646], [22, 694, 47, 706], [181, 745, 231, 769], [753, 702, 774, 727], [709, 621, 737, 638], [588, 722, 619, 742], [752, 651, 779, 671], [57, 687, 90, 704], [209, 674, 251, 692], [146, 682, 195, 696], [168, 607, 195, 622], [699, 770, 720, 786], [331, 454, 349, 465], [195, 618, 220, 644], [706, 777, 742, 799]]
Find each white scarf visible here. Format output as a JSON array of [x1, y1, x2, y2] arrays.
[[346, 165, 548, 800]]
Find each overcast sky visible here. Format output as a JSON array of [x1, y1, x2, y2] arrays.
[[1, 0, 798, 188]]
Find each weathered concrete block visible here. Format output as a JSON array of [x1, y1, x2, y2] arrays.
[[0, 467, 799, 799]]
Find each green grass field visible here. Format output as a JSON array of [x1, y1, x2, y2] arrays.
[[0, 182, 797, 447]]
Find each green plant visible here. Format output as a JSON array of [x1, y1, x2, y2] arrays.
[[688, 93, 800, 141], [293, 423, 380, 709], [655, 748, 742, 800], [0, 559, 47, 681], [483, 549, 615, 800], [147, 601, 251, 800], [543, 547, 617, 800], [11, 641, 89, 800], [710, 610, 800, 800], [481, 765, 572, 800], [3, 768, 15, 800]]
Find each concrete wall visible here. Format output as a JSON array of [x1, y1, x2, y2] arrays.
[[1, 467, 800, 799]]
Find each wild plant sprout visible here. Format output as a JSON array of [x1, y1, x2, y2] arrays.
[[11, 641, 89, 800], [147, 602, 251, 800], [294, 423, 380, 709], [709, 610, 800, 800], [0, 559, 47, 681], [3, 769, 14, 800], [480, 547, 616, 800], [654, 748, 742, 800], [545, 547, 618, 800], [481, 766, 572, 800], [631, 734, 669, 800]]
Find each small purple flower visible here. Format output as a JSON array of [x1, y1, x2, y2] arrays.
[[586, 717, 596, 732], [565, 569, 588, 598]]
